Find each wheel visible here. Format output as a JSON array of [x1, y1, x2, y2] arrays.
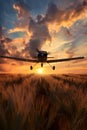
[[41, 63, 43, 67], [53, 66, 55, 70], [30, 66, 33, 70]]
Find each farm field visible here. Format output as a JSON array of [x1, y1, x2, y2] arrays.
[[0, 74, 87, 130]]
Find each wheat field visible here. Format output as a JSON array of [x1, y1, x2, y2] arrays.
[[0, 74, 87, 130]]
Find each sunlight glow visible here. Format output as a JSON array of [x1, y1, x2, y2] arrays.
[[36, 68, 44, 74]]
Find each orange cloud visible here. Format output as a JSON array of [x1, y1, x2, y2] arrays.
[[1, 1, 87, 74], [45, 2, 87, 31], [8, 27, 27, 33], [13, 2, 31, 19]]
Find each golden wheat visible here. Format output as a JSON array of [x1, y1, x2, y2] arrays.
[[0, 74, 87, 130]]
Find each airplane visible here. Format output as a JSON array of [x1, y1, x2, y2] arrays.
[[0, 49, 84, 70]]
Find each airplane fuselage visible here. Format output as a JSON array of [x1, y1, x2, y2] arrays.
[[37, 51, 47, 62]]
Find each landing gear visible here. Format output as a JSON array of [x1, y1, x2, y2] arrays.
[[30, 66, 33, 70], [53, 66, 55, 70], [30, 63, 55, 70], [47, 63, 56, 70], [41, 63, 43, 67]]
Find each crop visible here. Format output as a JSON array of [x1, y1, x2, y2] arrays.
[[0, 74, 87, 130]]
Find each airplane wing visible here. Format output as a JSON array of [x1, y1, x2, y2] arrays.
[[47, 56, 84, 63], [0, 56, 39, 63]]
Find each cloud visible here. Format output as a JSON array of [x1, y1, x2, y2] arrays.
[[10, 2, 31, 35], [0, 26, 14, 64], [21, 17, 51, 57], [8, 27, 28, 34], [12, 1, 51, 58], [65, 18, 87, 58], [13, 1, 31, 29], [8, 1, 87, 59], [13, 2, 31, 19], [0, 27, 10, 56], [0, 0, 87, 73], [39, 1, 87, 30]]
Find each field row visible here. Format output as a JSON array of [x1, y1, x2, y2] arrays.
[[0, 74, 87, 130]]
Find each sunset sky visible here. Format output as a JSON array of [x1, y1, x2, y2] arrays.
[[0, 0, 87, 74]]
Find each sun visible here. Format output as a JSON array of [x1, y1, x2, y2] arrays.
[[36, 68, 44, 74]]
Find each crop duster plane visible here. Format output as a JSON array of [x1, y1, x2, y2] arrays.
[[0, 49, 84, 70]]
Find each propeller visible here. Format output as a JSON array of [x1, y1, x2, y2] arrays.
[[36, 49, 53, 58], [36, 49, 51, 55]]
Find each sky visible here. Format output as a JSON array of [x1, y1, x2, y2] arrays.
[[0, 0, 87, 74]]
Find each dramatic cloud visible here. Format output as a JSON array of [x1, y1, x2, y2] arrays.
[[21, 17, 51, 57], [40, 1, 87, 30], [13, 2, 31, 19], [0, 27, 10, 56], [8, 27, 28, 34], [28, 18, 51, 57], [10, 1, 87, 58], [12, 2, 51, 58], [0, 27, 15, 65], [1, 0, 87, 73], [10, 2, 31, 35]]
